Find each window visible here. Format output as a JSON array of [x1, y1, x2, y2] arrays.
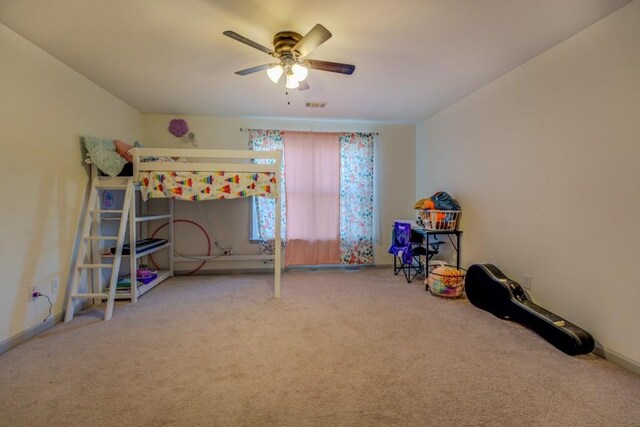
[[248, 129, 374, 265]]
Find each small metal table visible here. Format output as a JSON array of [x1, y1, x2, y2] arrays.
[[414, 228, 463, 291]]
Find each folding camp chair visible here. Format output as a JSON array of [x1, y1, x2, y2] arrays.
[[389, 222, 425, 282], [389, 221, 446, 283]]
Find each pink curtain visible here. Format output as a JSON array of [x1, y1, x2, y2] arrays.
[[284, 131, 340, 266]]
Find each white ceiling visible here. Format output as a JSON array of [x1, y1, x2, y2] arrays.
[[0, 0, 632, 124]]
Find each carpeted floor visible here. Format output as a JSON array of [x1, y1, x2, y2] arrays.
[[1, 268, 639, 426]]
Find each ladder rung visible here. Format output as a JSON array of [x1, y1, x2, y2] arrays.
[[78, 263, 113, 269], [83, 236, 118, 240], [72, 293, 109, 299]]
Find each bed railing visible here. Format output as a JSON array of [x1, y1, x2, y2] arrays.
[[131, 148, 281, 176]]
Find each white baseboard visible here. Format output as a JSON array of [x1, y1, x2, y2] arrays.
[[179, 264, 383, 275], [0, 312, 63, 354], [593, 343, 640, 376], [0, 301, 88, 355]]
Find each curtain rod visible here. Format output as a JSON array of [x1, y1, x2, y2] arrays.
[[239, 128, 379, 135]]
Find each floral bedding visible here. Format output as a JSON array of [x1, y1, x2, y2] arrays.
[[138, 171, 278, 201]]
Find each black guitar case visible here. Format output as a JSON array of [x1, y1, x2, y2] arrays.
[[466, 264, 594, 356]]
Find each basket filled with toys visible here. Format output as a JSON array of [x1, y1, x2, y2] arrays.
[[425, 262, 466, 298]]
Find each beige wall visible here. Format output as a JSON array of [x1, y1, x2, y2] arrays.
[[0, 24, 142, 343], [142, 115, 416, 270], [417, 1, 640, 364]]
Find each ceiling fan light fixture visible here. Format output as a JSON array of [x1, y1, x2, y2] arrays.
[[291, 63, 309, 82], [285, 73, 300, 89], [266, 64, 284, 83], [224, 24, 356, 91]]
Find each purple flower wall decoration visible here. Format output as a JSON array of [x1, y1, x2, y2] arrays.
[[168, 119, 189, 137]]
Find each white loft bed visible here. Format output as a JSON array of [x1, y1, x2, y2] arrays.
[[132, 147, 283, 298]]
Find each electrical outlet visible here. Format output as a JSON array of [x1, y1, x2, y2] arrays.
[[523, 274, 533, 290], [51, 279, 59, 294], [29, 286, 38, 301]]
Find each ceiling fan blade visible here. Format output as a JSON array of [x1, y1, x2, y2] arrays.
[[297, 80, 310, 91], [235, 63, 278, 76], [292, 24, 332, 58], [306, 59, 355, 75], [223, 31, 277, 57]]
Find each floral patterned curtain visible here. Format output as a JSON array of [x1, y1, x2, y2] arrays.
[[339, 133, 374, 264], [248, 129, 286, 254]]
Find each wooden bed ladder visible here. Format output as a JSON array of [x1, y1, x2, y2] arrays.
[[64, 175, 133, 322]]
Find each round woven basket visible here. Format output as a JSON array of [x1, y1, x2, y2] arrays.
[[425, 264, 466, 298]]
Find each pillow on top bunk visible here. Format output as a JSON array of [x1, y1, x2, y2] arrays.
[[82, 135, 126, 177], [114, 140, 134, 162], [115, 140, 143, 163]]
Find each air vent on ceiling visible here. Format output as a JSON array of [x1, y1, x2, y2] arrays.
[[306, 102, 326, 108]]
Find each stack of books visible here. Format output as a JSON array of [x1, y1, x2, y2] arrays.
[[106, 276, 142, 294]]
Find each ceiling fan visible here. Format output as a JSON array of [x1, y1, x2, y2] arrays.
[[223, 24, 355, 91]]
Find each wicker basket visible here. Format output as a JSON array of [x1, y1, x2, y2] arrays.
[[418, 209, 460, 231], [425, 264, 466, 298]]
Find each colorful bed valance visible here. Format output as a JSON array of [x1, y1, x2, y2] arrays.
[[138, 171, 278, 201]]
